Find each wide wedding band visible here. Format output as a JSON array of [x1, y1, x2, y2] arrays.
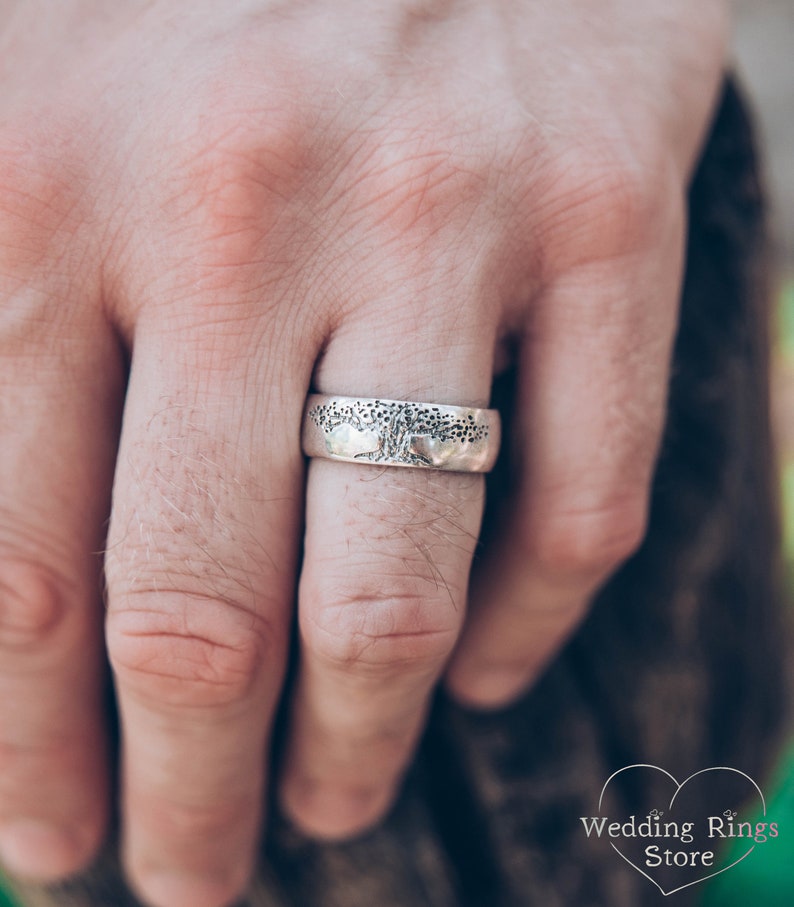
[[301, 394, 501, 473]]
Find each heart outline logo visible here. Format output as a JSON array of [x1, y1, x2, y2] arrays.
[[598, 764, 766, 896]]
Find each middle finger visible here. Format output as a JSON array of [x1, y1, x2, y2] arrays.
[[105, 311, 311, 907]]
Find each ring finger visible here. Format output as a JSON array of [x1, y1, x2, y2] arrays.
[[281, 290, 499, 839]]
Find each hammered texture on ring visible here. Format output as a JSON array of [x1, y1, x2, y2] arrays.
[[301, 394, 501, 473]]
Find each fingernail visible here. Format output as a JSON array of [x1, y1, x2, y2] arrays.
[[137, 869, 243, 907], [0, 820, 85, 880]]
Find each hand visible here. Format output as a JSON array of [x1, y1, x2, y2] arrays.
[[0, 1, 727, 905]]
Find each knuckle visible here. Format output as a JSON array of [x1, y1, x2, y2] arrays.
[[0, 737, 38, 786], [538, 141, 676, 269], [0, 735, 91, 804], [167, 105, 312, 269], [105, 413, 293, 711], [349, 127, 487, 240], [106, 594, 278, 708], [302, 586, 459, 676], [141, 794, 248, 845], [0, 125, 87, 268], [524, 492, 647, 578], [0, 559, 70, 652]]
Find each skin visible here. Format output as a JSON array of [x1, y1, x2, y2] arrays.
[[0, 1, 728, 905]]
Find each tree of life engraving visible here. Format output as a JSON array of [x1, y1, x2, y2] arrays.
[[308, 399, 489, 466]]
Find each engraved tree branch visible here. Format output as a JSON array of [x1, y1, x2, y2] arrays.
[[309, 400, 488, 466]]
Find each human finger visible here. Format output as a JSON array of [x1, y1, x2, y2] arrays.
[[446, 179, 685, 707], [0, 176, 123, 878], [281, 292, 498, 839], [104, 313, 311, 907]]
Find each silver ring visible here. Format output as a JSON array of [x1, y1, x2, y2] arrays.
[[301, 394, 501, 473]]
